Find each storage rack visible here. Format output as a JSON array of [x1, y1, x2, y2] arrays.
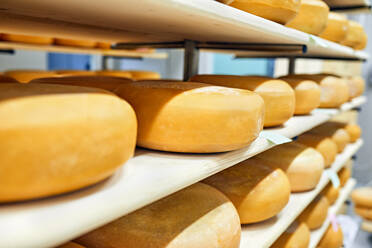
[[0, 0, 368, 247]]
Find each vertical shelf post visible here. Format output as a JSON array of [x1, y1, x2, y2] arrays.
[[288, 57, 296, 75], [183, 40, 199, 81]]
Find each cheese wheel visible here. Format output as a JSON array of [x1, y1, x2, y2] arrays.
[[114, 81, 265, 153], [338, 166, 351, 187], [190, 75, 295, 127], [318, 224, 343, 248], [319, 12, 349, 42], [216, 0, 234, 4], [229, 0, 300, 24], [355, 206, 372, 220], [285, 0, 329, 35], [254, 141, 324, 192], [279, 77, 321, 114], [1, 33, 53, 45], [0, 75, 18, 83], [55, 38, 97, 48], [96, 70, 132, 79], [347, 76, 365, 98], [96, 42, 112, 49], [57, 242, 86, 248], [283, 74, 349, 108], [31, 76, 132, 92], [352, 187, 372, 208], [310, 122, 350, 152], [345, 123, 361, 142], [341, 20, 367, 50], [298, 196, 329, 230], [322, 183, 340, 205], [3, 70, 57, 83], [76, 183, 241, 248], [0, 83, 137, 202], [56, 70, 96, 76], [271, 222, 310, 248], [203, 158, 290, 224], [296, 133, 337, 168], [127, 70, 161, 80]]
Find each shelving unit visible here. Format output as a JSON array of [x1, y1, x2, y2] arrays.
[[309, 178, 357, 248]]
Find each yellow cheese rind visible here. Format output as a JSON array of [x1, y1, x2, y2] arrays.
[[1, 33, 54, 45], [230, 0, 301, 24], [114, 81, 265, 153], [57, 242, 86, 248], [203, 158, 290, 224], [347, 76, 365, 98], [190, 75, 295, 127], [341, 20, 368, 50], [254, 142, 325, 192], [338, 166, 351, 188], [76, 183, 241, 248], [56, 70, 96, 76], [0, 75, 18, 83], [319, 12, 349, 42], [298, 196, 329, 230], [271, 222, 310, 248], [55, 38, 97, 48], [345, 123, 361, 142], [318, 224, 343, 248], [355, 206, 372, 220], [352, 187, 372, 208], [4, 70, 57, 83], [285, 0, 329, 35], [96, 42, 112, 49], [309, 122, 351, 152], [127, 70, 161, 80], [0, 83, 137, 202], [322, 183, 340, 205], [96, 70, 133, 79]]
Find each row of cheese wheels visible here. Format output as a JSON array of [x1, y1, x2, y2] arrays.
[[352, 187, 372, 221], [217, 0, 367, 50]]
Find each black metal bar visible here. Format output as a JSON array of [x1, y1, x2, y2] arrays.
[[331, 5, 371, 11], [0, 49, 15, 55], [288, 57, 296, 74], [101, 55, 109, 70], [183, 40, 199, 81], [235, 55, 366, 62]]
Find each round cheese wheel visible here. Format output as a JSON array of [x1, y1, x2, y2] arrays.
[[31, 76, 132, 92], [1, 33, 53, 45], [203, 158, 290, 224], [0, 83, 137, 202], [3, 70, 57, 83], [279, 77, 321, 115], [283, 74, 349, 108], [76, 183, 241, 248], [55, 38, 97, 48], [285, 0, 329, 35], [56, 70, 96, 76], [114, 81, 265, 153], [96, 42, 112, 49], [271, 222, 310, 248], [57, 242, 86, 248], [322, 183, 340, 205], [347, 76, 365, 98], [310, 122, 351, 152], [127, 70, 161, 80], [298, 196, 329, 230], [318, 224, 343, 248], [0, 75, 18, 83], [345, 123, 361, 142], [254, 141, 325, 192], [319, 12, 349, 42], [341, 20, 367, 50], [355, 206, 372, 220], [190, 75, 295, 127], [352, 187, 372, 208], [296, 133, 337, 168], [96, 70, 132, 79], [338, 166, 351, 187], [216, 0, 234, 4], [229, 0, 300, 24]]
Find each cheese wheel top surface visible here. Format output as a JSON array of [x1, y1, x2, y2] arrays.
[[56, 70, 96, 76], [57, 242, 86, 248], [322, 183, 340, 205], [255, 141, 324, 192], [96, 70, 132, 79], [190, 75, 295, 127], [354, 206, 372, 220], [298, 196, 329, 229], [55, 38, 97, 48], [347, 76, 365, 98], [341, 20, 367, 50], [0, 75, 18, 83], [0, 83, 137, 202], [114, 81, 265, 153], [345, 123, 361, 142], [310, 122, 351, 152], [96, 42, 112, 49], [4, 70, 57, 83], [352, 187, 372, 208], [1, 33, 53, 45], [318, 224, 343, 248], [203, 158, 290, 224], [127, 70, 161, 80], [76, 183, 241, 248], [271, 222, 310, 248], [319, 12, 348, 42]]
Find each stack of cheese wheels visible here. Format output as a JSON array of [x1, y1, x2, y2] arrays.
[[338, 163, 351, 187], [55, 70, 96, 76], [0, 83, 137, 202], [31, 76, 132, 92], [285, 0, 329, 35], [319, 12, 349, 42], [75, 183, 242, 248], [296, 133, 338, 168], [346, 75, 365, 99], [0, 75, 18, 83], [318, 223, 344, 248], [341, 20, 368, 50], [352, 187, 372, 221], [114, 81, 265, 153], [1, 33, 54, 45], [283, 74, 349, 108], [96, 70, 133, 79], [322, 183, 340, 205], [254, 141, 324, 192], [203, 158, 291, 224], [279, 76, 321, 114], [55, 38, 97, 48], [57, 242, 86, 248], [271, 222, 310, 248], [344, 123, 361, 142], [128, 70, 161, 80], [96, 42, 112, 49], [309, 122, 351, 152], [3, 70, 57, 83], [190, 75, 295, 127], [229, 0, 300, 24], [298, 195, 329, 230]]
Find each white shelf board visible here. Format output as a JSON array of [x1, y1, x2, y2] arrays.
[[240, 140, 362, 248], [0, 0, 367, 60], [309, 178, 357, 248], [313, 96, 367, 116]]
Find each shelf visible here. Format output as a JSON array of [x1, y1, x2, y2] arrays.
[[240, 140, 362, 248], [309, 178, 357, 248], [313, 96, 367, 116], [0, 0, 367, 60], [0, 41, 168, 59]]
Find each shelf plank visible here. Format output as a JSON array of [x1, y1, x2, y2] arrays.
[[240, 140, 362, 248], [313, 96, 367, 116], [309, 178, 357, 248], [0, 0, 367, 60]]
